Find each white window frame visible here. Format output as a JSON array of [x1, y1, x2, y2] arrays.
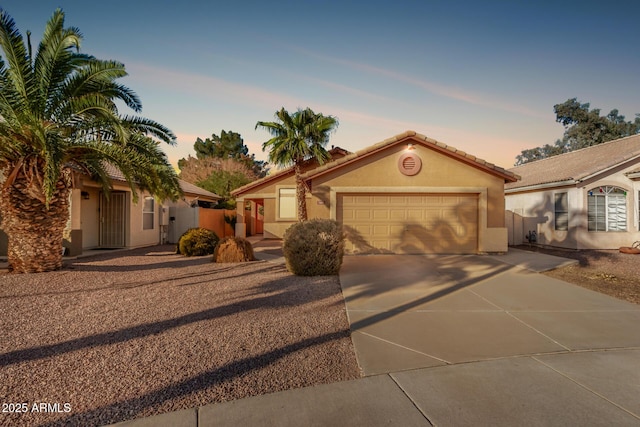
[[143, 196, 155, 230], [277, 188, 296, 220], [587, 186, 627, 232]]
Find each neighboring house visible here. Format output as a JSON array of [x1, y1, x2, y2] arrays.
[[232, 131, 518, 254], [505, 134, 640, 249], [0, 168, 221, 257]]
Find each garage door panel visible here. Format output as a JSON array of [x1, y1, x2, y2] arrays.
[[340, 193, 478, 254], [355, 196, 373, 204], [390, 209, 407, 220], [355, 210, 372, 220], [372, 209, 390, 220], [389, 197, 406, 204], [407, 209, 426, 220], [372, 225, 391, 236]]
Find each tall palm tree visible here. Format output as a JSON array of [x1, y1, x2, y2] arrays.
[[0, 8, 181, 273], [256, 107, 338, 221]]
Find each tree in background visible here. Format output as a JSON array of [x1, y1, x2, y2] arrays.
[[515, 98, 640, 165], [191, 130, 267, 178], [256, 107, 338, 221], [0, 9, 180, 273], [178, 130, 267, 208], [179, 156, 257, 206]]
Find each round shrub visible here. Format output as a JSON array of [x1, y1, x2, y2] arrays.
[[213, 237, 255, 263], [175, 228, 192, 254], [177, 228, 219, 257], [283, 219, 345, 276]]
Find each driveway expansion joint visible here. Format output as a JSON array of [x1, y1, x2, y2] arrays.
[[532, 355, 640, 420], [358, 331, 451, 365], [388, 373, 435, 426], [503, 310, 572, 351]]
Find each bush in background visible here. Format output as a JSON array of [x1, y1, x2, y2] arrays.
[[213, 237, 255, 263], [177, 228, 219, 256], [283, 219, 344, 276]]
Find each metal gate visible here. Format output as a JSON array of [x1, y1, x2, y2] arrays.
[[100, 192, 126, 248]]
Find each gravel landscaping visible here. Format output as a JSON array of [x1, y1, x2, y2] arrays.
[[515, 245, 640, 305], [0, 245, 361, 427]]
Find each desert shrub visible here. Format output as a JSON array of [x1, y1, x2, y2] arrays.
[[177, 228, 219, 256], [213, 237, 255, 263], [175, 228, 193, 254], [283, 219, 344, 276]]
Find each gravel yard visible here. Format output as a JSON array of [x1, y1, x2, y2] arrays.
[[0, 246, 361, 427], [515, 245, 640, 305]]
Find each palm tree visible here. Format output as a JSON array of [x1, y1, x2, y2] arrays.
[[256, 107, 338, 221], [0, 8, 181, 273]]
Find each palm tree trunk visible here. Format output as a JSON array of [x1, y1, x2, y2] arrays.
[[0, 169, 72, 273], [294, 163, 308, 222]]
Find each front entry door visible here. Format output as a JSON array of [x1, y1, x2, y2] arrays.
[[255, 201, 264, 234], [100, 192, 126, 248]]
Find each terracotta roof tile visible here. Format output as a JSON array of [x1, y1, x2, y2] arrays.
[[99, 163, 220, 200], [302, 131, 519, 182], [506, 133, 640, 191]]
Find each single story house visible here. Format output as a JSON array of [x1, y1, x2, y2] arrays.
[[505, 134, 640, 249], [232, 131, 519, 254], [0, 167, 221, 257]]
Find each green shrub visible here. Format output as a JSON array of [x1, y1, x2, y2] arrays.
[[283, 219, 344, 276], [213, 237, 255, 263], [175, 228, 192, 254], [177, 227, 219, 256]]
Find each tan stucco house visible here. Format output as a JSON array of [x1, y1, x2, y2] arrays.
[[233, 131, 519, 254], [505, 134, 640, 249], [0, 169, 221, 257]]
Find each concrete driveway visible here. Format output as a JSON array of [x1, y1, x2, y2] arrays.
[[111, 249, 640, 427], [338, 251, 640, 425]]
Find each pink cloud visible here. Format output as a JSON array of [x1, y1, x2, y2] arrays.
[[290, 47, 546, 119]]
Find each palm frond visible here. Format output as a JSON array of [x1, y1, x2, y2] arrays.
[[0, 9, 35, 116], [121, 115, 176, 145], [0, 8, 178, 206]]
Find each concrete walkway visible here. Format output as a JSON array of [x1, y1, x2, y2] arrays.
[[108, 251, 640, 426]]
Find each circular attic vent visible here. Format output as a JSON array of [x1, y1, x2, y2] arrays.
[[398, 152, 422, 176]]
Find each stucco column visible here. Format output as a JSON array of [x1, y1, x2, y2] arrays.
[[235, 198, 246, 238], [65, 189, 83, 256]]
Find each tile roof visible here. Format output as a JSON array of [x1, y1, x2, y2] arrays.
[[302, 131, 519, 182], [99, 163, 220, 200], [177, 179, 220, 200], [505, 133, 640, 191]]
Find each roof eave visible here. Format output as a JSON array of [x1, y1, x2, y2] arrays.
[[231, 168, 295, 196], [303, 133, 519, 183], [625, 171, 640, 180], [505, 179, 577, 194]]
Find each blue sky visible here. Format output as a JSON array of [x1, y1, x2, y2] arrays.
[[3, 1, 640, 169]]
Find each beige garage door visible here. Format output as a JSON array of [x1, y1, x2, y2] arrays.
[[338, 193, 478, 254]]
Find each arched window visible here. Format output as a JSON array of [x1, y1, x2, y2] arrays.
[[587, 186, 627, 231]]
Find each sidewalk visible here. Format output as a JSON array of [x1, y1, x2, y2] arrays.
[[110, 349, 640, 426]]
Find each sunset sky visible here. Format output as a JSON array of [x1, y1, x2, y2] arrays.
[[3, 1, 640, 170]]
